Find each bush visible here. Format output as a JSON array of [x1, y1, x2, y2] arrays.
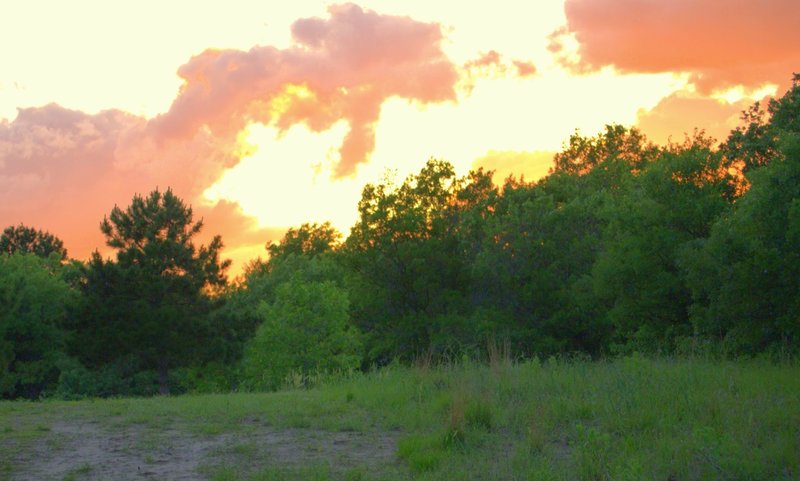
[[0, 253, 74, 399], [173, 362, 239, 394], [55, 357, 158, 399], [241, 279, 362, 391]]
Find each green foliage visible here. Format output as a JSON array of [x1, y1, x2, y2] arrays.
[[241, 278, 362, 391], [0, 253, 74, 399], [472, 175, 609, 355], [683, 136, 800, 353], [266, 222, 341, 267], [397, 434, 445, 473], [55, 356, 159, 399], [99, 188, 229, 289], [594, 134, 737, 352], [0, 224, 68, 260], [723, 73, 800, 175], [471, 125, 661, 356], [678, 77, 800, 355], [464, 398, 493, 431], [172, 362, 240, 394], [552, 124, 658, 176], [220, 251, 348, 371], [344, 159, 495, 361], [70, 188, 230, 395]]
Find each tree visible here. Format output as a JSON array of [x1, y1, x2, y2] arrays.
[[266, 222, 341, 266], [682, 131, 800, 353], [471, 175, 610, 356], [241, 278, 361, 391], [552, 125, 658, 176], [0, 224, 68, 260], [0, 253, 74, 399], [680, 77, 800, 354], [723, 73, 800, 176], [72, 188, 230, 394], [218, 228, 347, 373], [344, 159, 490, 361], [592, 135, 736, 352]]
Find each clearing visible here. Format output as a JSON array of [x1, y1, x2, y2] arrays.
[[2, 357, 799, 480]]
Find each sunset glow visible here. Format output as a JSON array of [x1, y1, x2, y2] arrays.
[[1, 0, 798, 274]]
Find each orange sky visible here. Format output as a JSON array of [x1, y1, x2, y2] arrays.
[[1, 1, 797, 275]]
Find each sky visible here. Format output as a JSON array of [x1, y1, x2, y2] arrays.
[[1, 0, 797, 274]]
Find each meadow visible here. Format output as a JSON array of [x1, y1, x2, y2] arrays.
[[2, 356, 798, 481]]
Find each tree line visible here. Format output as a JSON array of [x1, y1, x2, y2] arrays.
[[1, 74, 798, 399]]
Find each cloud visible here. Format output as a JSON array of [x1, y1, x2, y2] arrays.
[[472, 150, 555, 184], [553, 0, 800, 92], [462, 50, 537, 82], [150, 3, 458, 177], [635, 93, 749, 145], [0, 4, 463, 271], [513, 60, 537, 78], [464, 50, 504, 71], [0, 104, 275, 265]]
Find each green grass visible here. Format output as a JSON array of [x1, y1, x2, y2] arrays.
[[61, 463, 92, 481], [1, 356, 799, 480]]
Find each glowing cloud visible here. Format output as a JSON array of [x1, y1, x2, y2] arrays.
[[462, 50, 538, 89], [636, 93, 748, 145], [0, 4, 463, 270], [150, 3, 459, 177], [513, 60, 537, 78], [552, 0, 800, 93], [0, 104, 273, 264]]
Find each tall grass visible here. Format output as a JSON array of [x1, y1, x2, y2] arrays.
[[2, 356, 798, 480]]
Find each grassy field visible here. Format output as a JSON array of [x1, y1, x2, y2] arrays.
[[1, 356, 799, 480]]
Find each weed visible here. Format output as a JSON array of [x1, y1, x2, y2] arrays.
[[487, 337, 512, 373], [526, 414, 546, 452], [398, 434, 444, 473], [230, 442, 259, 460], [465, 399, 493, 431], [343, 466, 368, 481], [61, 463, 92, 481], [208, 466, 239, 481], [574, 423, 612, 481]]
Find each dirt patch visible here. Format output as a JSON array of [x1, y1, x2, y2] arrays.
[[7, 419, 400, 480]]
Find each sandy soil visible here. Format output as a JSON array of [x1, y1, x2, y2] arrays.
[[8, 419, 399, 480]]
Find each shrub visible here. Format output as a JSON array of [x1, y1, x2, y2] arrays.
[[241, 279, 362, 391]]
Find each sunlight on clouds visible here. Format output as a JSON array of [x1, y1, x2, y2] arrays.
[[202, 122, 361, 233], [374, 69, 682, 173], [0, 1, 329, 120], [712, 84, 779, 104], [361, 1, 566, 64], [204, 67, 686, 236], [268, 84, 316, 118]]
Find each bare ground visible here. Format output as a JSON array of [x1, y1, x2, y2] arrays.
[[7, 418, 400, 481]]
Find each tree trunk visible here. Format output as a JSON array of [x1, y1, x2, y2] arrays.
[[158, 358, 170, 395]]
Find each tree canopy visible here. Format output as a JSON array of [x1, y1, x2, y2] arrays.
[[0, 224, 68, 260], [71, 188, 230, 394], [0, 253, 74, 399]]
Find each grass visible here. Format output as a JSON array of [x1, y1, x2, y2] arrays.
[[1, 356, 799, 480], [61, 463, 91, 481]]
